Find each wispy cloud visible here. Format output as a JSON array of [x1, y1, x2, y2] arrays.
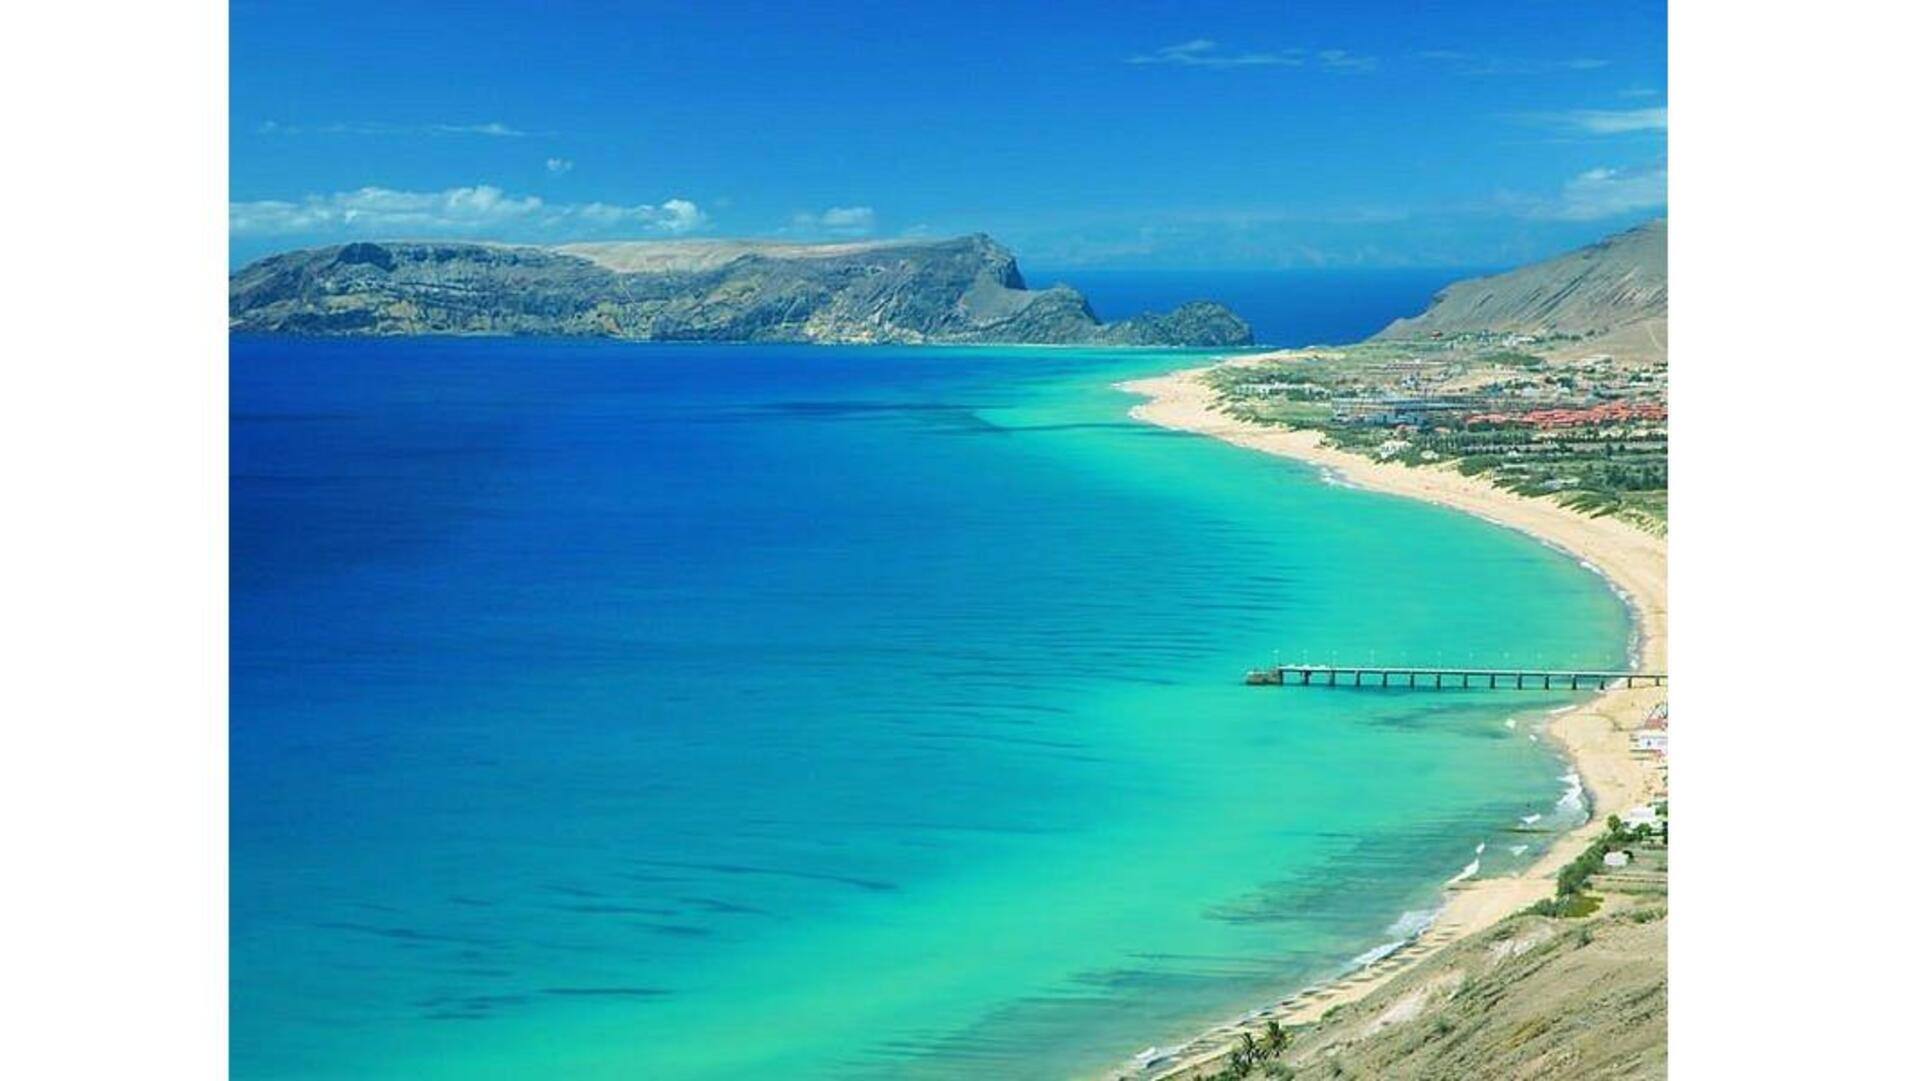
[[433, 122, 525, 137], [1525, 106, 1668, 135], [1504, 164, 1667, 221], [1128, 39, 1302, 67], [229, 185, 706, 238], [789, 205, 877, 237], [1127, 39, 1379, 72], [1417, 51, 1609, 76], [256, 120, 531, 138], [545, 157, 574, 174], [1315, 49, 1378, 73]]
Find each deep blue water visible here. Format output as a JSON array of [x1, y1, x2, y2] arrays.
[[231, 276, 1628, 1079]]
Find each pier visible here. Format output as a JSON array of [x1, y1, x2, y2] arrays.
[[1245, 665, 1666, 690]]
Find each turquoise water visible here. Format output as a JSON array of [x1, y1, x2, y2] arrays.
[[231, 338, 1630, 1078]]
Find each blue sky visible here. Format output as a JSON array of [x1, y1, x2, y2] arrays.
[[230, 0, 1667, 268]]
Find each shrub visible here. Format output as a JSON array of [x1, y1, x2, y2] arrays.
[[1524, 892, 1600, 919]]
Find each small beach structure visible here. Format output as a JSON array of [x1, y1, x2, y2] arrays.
[[1623, 804, 1661, 830], [1632, 729, 1669, 754]]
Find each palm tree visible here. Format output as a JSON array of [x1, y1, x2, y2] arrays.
[[1262, 1019, 1289, 1056]]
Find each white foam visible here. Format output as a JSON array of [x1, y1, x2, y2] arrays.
[[1509, 844, 1530, 857], [1318, 465, 1358, 489], [1345, 909, 1439, 970], [1347, 938, 1405, 969], [1447, 844, 1483, 884], [1386, 908, 1439, 939], [1519, 813, 1543, 826], [1555, 769, 1586, 816]]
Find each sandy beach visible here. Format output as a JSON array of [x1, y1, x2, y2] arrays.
[[1113, 358, 1669, 1081]]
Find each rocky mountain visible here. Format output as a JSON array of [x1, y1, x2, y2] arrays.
[[228, 234, 1252, 347], [1376, 220, 1667, 361]]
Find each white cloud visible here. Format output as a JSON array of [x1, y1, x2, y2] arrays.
[[545, 157, 574, 174], [1128, 40, 1374, 72], [579, 197, 706, 233], [432, 122, 525, 137], [790, 205, 877, 236], [1531, 165, 1668, 221], [1127, 39, 1303, 67], [256, 120, 528, 137], [229, 185, 707, 238], [1316, 49, 1378, 73], [819, 206, 875, 231], [1570, 107, 1667, 134], [1418, 52, 1609, 76], [1529, 107, 1668, 135]]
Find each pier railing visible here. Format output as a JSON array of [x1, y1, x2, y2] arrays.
[[1244, 665, 1666, 690]]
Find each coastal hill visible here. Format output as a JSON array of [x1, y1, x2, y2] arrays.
[[227, 234, 1253, 347], [1262, 908, 1665, 1079], [1376, 220, 1667, 363]]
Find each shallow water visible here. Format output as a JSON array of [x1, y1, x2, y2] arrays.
[[231, 338, 1629, 1078]]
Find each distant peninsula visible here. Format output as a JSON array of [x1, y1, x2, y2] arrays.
[[228, 234, 1254, 348]]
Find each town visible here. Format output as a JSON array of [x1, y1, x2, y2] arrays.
[[1206, 334, 1669, 532]]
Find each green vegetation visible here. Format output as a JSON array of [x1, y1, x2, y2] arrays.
[[1205, 341, 1667, 532], [1202, 1020, 1293, 1080], [1524, 892, 1602, 919], [1523, 812, 1666, 920]]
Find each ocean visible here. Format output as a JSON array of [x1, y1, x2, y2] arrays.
[[231, 273, 1629, 1079]]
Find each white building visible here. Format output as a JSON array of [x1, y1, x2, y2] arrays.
[[1603, 850, 1631, 868], [1632, 729, 1669, 753]]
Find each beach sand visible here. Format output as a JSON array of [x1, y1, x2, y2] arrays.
[[1112, 360, 1669, 1081]]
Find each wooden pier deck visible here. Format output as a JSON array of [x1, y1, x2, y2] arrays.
[[1245, 665, 1666, 690]]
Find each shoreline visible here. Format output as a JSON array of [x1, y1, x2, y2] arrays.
[[1111, 360, 1668, 1080]]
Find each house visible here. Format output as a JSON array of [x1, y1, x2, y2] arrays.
[[1623, 804, 1661, 829], [1603, 850, 1631, 869], [1633, 729, 1669, 754]]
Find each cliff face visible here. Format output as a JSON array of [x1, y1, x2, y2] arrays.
[[1375, 220, 1667, 361], [228, 235, 1252, 348]]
